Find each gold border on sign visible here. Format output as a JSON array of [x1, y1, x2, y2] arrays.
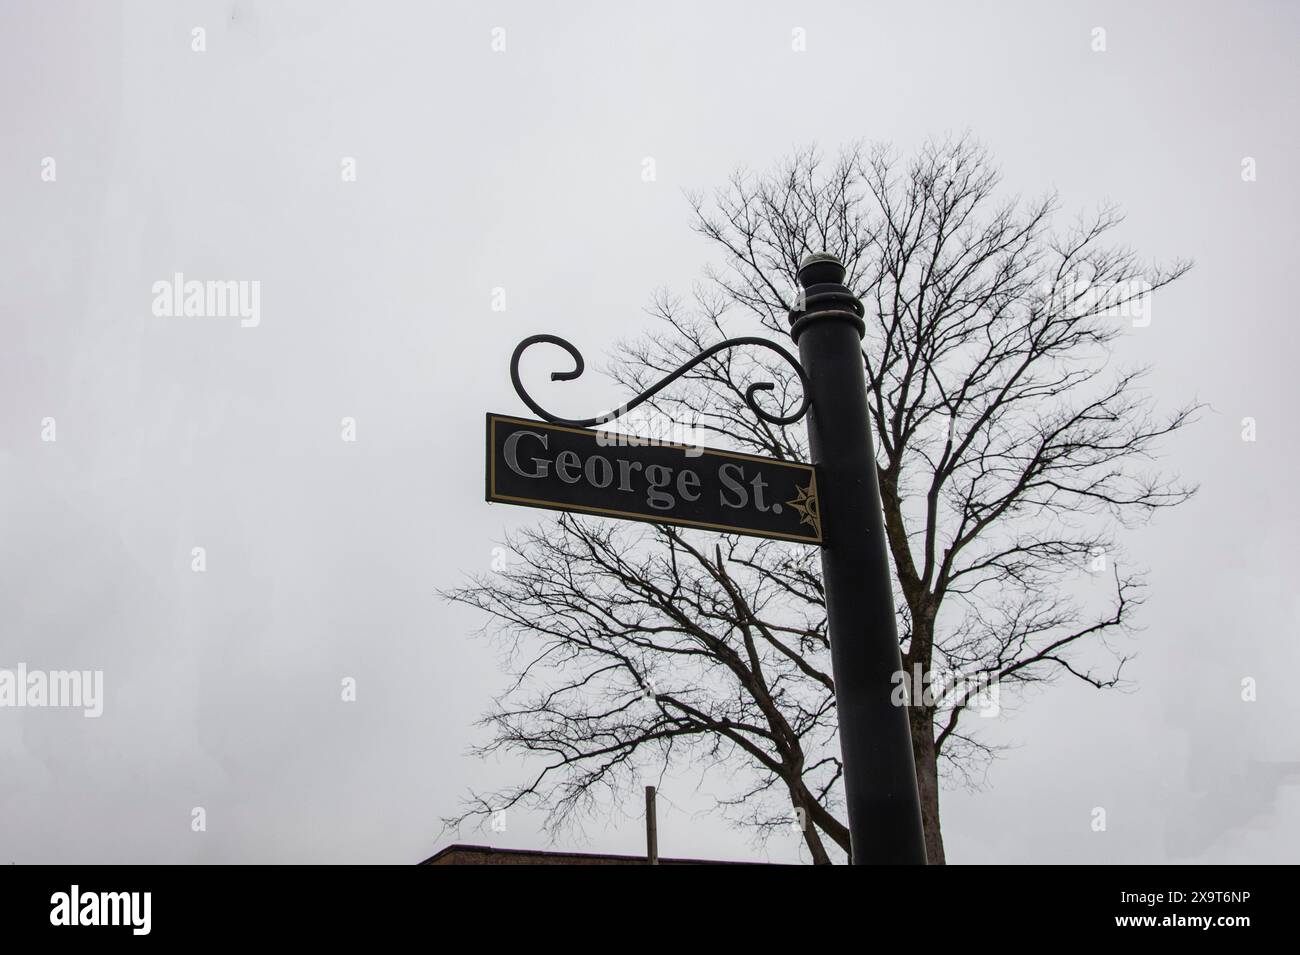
[[487, 414, 822, 545]]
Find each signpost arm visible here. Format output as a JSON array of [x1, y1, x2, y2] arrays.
[[789, 253, 928, 865]]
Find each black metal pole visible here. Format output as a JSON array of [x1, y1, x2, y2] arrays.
[[789, 253, 928, 865]]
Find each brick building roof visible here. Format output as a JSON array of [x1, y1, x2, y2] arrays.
[[420, 843, 771, 865]]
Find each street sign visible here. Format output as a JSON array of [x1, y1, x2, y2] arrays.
[[494, 252, 928, 863], [485, 413, 822, 544]]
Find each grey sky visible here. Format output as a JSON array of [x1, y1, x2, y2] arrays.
[[1, 0, 1296, 863]]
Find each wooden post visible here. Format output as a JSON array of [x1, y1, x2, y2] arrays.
[[645, 785, 658, 865]]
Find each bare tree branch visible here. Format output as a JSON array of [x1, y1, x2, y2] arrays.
[[445, 136, 1196, 864]]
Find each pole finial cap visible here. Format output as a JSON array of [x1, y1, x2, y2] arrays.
[[797, 252, 845, 288]]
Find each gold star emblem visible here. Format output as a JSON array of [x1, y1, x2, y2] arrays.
[[786, 480, 820, 537]]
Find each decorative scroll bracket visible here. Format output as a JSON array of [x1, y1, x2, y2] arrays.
[[509, 334, 811, 429]]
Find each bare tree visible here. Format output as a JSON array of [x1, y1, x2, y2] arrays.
[[446, 137, 1196, 863]]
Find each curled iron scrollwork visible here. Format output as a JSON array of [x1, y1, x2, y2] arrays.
[[509, 334, 810, 428]]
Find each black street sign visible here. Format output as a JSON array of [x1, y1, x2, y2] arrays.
[[495, 252, 927, 863], [485, 413, 822, 544]]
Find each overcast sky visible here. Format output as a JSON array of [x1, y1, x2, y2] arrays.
[[2, 0, 1297, 864]]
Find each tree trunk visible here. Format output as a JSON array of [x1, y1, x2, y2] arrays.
[[909, 705, 946, 864], [804, 822, 833, 865], [789, 779, 838, 864]]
